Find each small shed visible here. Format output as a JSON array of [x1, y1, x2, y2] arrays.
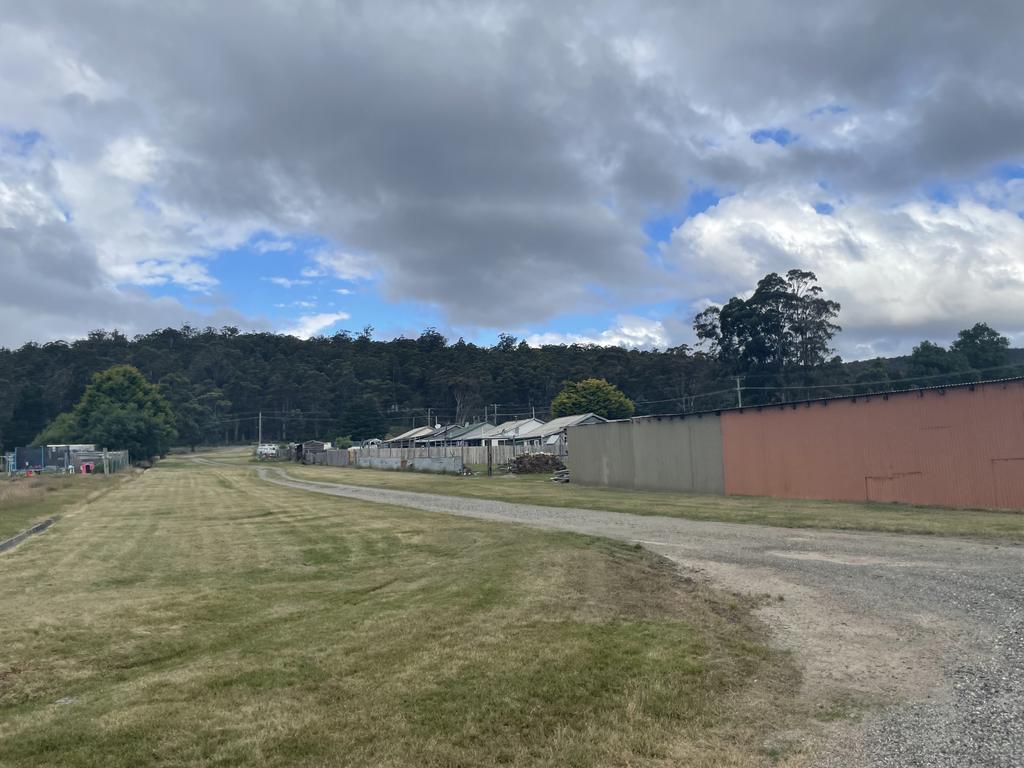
[[297, 440, 328, 463]]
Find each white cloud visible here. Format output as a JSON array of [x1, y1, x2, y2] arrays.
[[100, 136, 162, 183], [50, 150, 254, 290], [0, 178, 61, 228], [282, 311, 351, 340], [264, 276, 312, 288], [334, 288, 352, 295], [5, 4, 1024, 350], [0, 148, 265, 347], [665, 188, 1024, 356], [255, 240, 293, 254], [311, 250, 373, 281], [526, 315, 670, 349]]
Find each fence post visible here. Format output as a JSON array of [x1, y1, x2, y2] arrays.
[[486, 443, 492, 476]]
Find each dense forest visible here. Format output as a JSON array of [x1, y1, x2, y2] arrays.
[[2, 271, 1021, 450]]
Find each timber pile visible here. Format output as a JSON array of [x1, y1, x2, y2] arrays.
[[507, 453, 566, 474]]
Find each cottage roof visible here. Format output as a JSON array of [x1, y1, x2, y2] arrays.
[[387, 426, 436, 442], [478, 418, 545, 440], [518, 413, 606, 439], [423, 421, 494, 442]]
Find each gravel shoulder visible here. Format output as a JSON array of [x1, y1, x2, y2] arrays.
[[259, 467, 1024, 767]]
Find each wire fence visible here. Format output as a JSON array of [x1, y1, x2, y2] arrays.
[[3, 448, 130, 476]]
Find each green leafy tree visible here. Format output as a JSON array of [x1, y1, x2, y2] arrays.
[[854, 358, 892, 389], [6, 386, 50, 447], [550, 378, 635, 419], [908, 341, 970, 378], [950, 323, 1010, 372], [159, 373, 215, 451], [694, 269, 841, 375], [33, 412, 77, 446], [342, 395, 389, 442], [36, 365, 177, 460]]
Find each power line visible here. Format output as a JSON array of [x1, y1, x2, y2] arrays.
[[738, 363, 1024, 392]]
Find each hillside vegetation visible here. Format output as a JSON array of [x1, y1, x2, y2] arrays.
[[2, 271, 1020, 450]]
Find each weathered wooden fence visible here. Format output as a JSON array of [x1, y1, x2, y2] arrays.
[[308, 449, 350, 467], [359, 443, 564, 466]]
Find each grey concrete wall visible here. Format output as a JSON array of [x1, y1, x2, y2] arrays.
[[568, 415, 725, 494], [354, 455, 464, 473]]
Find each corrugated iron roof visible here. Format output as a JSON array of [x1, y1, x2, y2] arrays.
[[448, 422, 497, 441], [479, 418, 545, 440], [426, 421, 494, 441], [518, 413, 606, 439], [386, 426, 436, 442]]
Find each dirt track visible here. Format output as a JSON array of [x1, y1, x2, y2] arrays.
[[259, 467, 1024, 767]]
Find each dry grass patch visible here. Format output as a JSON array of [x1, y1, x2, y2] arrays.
[[0, 474, 122, 542], [0, 457, 809, 767]]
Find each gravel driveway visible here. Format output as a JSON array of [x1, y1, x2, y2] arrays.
[[259, 468, 1024, 767]]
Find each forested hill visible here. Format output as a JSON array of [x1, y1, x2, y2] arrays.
[[2, 322, 1022, 451]]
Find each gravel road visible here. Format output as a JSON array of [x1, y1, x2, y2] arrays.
[[259, 468, 1024, 767]]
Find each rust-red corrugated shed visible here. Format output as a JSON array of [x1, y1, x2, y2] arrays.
[[721, 380, 1024, 510]]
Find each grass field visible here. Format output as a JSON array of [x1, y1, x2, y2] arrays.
[[0, 456, 808, 767], [0, 474, 120, 542], [283, 463, 1024, 541]]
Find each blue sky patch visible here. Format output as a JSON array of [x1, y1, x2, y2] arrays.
[[643, 187, 723, 247], [808, 104, 849, 119], [993, 163, 1024, 181], [924, 183, 956, 205], [142, 232, 443, 338], [750, 127, 797, 146], [813, 201, 834, 215], [1, 128, 43, 156]]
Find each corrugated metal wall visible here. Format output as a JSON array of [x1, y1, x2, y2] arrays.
[[568, 414, 725, 494], [721, 380, 1024, 510]]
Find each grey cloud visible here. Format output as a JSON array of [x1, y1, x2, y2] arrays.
[[3, 0, 1024, 340], [0, 223, 260, 348], [0, 148, 263, 348]]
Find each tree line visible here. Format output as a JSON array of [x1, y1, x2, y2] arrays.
[[1, 270, 1019, 454]]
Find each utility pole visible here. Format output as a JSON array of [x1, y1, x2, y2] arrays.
[[491, 403, 499, 425], [735, 377, 744, 408], [258, 411, 263, 446]]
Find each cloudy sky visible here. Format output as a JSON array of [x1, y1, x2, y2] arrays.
[[2, 1, 1023, 358]]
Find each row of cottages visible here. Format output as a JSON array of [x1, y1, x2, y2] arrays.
[[381, 413, 607, 450]]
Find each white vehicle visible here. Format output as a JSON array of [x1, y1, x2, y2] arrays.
[[257, 443, 279, 458]]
